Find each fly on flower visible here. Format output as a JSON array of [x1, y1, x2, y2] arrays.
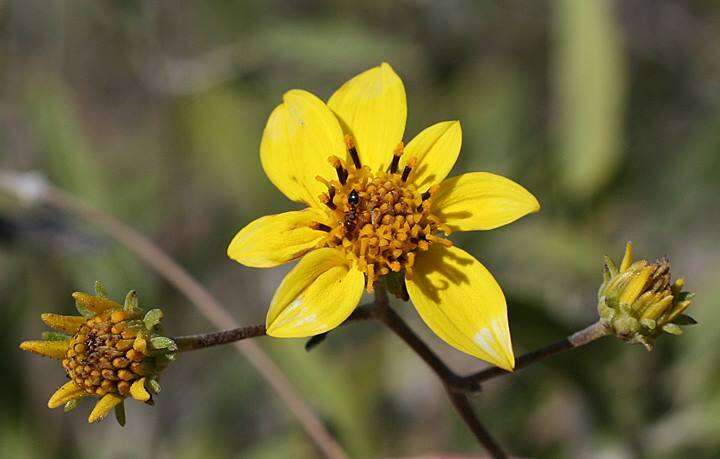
[[19, 282, 176, 425], [227, 63, 539, 370]]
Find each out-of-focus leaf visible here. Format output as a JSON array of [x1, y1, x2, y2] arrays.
[[182, 88, 270, 212], [22, 73, 151, 295], [553, 0, 625, 200]]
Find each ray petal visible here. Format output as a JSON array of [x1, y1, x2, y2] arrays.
[[88, 394, 124, 423], [19, 340, 70, 359], [48, 380, 87, 409], [41, 313, 86, 334]]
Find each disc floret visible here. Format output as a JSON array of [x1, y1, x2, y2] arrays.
[[19, 282, 176, 424], [315, 137, 452, 291]]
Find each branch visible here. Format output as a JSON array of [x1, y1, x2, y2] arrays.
[[174, 306, 376, 352], [175, 325, 267, 352], [445, 389, 508, 459], [373, 283, 506, 458], [0, 170, 349, 459], [458, 321, 610, 386]]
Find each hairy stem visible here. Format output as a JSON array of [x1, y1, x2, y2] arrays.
[[374, 283, 506, 457], [175, 306, 376, 352], [445, 389, 508, 459], [175, 325, 267, 351], [458, 321, 610, 385]]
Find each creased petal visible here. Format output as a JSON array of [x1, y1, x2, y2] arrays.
[[19, 340, 70, 360], [261, 89, 346, 207], [41, 313, 86, 334], [432, 172, 540, 232], [328, 63, 406, 171], [130, 378, 150, 402], [227, 208, 330, 268], [406, 245, 514, 370], [88, 394, 123, 423], [48, 381, 87, 409], [267, 248, 365, 337], [404, 121, 462, 190]]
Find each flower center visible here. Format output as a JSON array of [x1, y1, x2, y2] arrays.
[[63, 310, 149, 397], [314, 137, 452, 291]]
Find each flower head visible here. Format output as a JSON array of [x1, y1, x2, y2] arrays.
[[598, 242, 696, 349], [20, 282, 176, 424], [228, 63, 540, 370]]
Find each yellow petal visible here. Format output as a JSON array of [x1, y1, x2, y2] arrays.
[[619, 266, 653, 305], [19, 340, 70, 359], [266, 248, 365, 337], [88, 394, 124, 423], [432, 172, 540, 232], [406, 245, 514, 370], [227, 208, 330, 268], [404, 121, 462, 190], [72, 292, 121, 314], [130, 378, 150, 402], [619, 241, 633, 272], [328, 63, 406, 171], [48, 380, 87, 409], [41, 313, 86, 334], [261, 89, 346, 207]]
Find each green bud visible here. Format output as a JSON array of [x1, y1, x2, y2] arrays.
[[597, 242, 696, 349]]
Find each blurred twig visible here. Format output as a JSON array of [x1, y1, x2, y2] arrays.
[[0, 170, 349, 459]]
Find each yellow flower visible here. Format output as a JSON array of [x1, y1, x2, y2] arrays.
[[228, 63, 539, 370], [19, 282, 176, 424], [598, 242, 696, 349]]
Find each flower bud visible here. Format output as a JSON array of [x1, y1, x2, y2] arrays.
[[597, 242, 696, 349], [20, 282, 176, 425]]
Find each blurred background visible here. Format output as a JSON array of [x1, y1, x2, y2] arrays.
[[1, 1, 719, 458]]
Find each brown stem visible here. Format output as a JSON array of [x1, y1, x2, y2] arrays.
[[0, 171, 349, 459], [458, 321, 610, 385], [374, 283, 506, 457], [175, 325, 267, 351], [445, 389, 508, 459], [174, 306, 375, 352]]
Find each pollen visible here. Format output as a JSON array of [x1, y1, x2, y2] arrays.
[[316, 139, 452, 291], [63, 310, 149, 397]]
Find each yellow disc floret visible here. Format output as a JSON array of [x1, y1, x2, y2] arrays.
[[314, 137, 452, 291], [63, 309, 149, 398]]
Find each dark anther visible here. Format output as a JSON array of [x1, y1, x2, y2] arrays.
[[421, 190, 431, 201], [314, 223, 332, 232], [389, 154, 401, 174], [348, 189, 360, 206], [336, 165, 348, 185], [349, 147, 361, 169], [401, 164, 412, 182]]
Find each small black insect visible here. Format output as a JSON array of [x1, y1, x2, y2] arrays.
[[348, 189, 360, 206], [344, 189, 361, 236]]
